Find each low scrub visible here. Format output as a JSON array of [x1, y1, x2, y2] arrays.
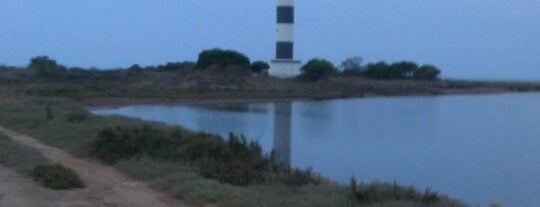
[[0, 134, 50, 173], [117, 157, 352, 207], [64, 110, 90, 123], [350, 178, 440, 205], [31, 164, 85, 189], [0, 98, 469, 206], [93, 125, 320, 186]]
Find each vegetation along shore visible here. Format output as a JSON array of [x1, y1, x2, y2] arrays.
[[1, 49, 539, 103], [0, 96, 470, 206], [0, 48, 533, 206]]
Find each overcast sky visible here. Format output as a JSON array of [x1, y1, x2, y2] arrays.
[[1, 0, 539, 80]]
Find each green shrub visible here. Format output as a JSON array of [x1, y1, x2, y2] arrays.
[[93, 125, 321, 186], [93, 127, 140, 163], [365, 61, 392, 79], [64, 110, 90, 123], [196, 48, 251, 69], [298, 58, 337, 81], [156, 61, 195, 72], [250, 61, 270, 76], [389, 61, 418, 79], [422, 188, 440, 203], [31, 164, 85, 189], [350, 181, 440, 204], [199, 133, 266, 185], [279, 167, 321, 186], [28, 56, 67, 79], [177, 132, 224, 161], [413, 65, 441, 80], [365, 61, 441, 80]]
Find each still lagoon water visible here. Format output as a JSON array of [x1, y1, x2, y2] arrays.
[[91, 93, 540, 207]]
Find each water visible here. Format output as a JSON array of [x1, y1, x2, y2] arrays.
[[91, 93, 540, 207]]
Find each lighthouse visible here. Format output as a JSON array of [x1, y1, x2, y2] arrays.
[[270, 0, 301, 77]]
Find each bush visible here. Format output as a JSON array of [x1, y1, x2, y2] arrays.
[[199, 133, 266, 185], [156, 61, 195, 72], [250, 61, 270, 76], [28, 56, 67, 79], [279, 167, 321, 186], [31, 164, 85, 189], [196, 48, 251, 69], [93, 125, 321, 186], [413, 65, 441, 80], [365, 61, 392, 79], [340, 57, 363, 71], [365, 61, 441, 80], [350, 181, 440, 204], [366, 61, 418, 79], [93, 127, 139, 163], [389, 61, 418, 79], [340, 56, 364, 76], [64, 110, 90, 123], [298, 59, 337, 81]]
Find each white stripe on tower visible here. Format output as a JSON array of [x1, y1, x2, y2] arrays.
[[276, 0, 294, 60]]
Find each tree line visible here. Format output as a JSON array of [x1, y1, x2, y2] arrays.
[[299, 57, 440, 81], [2, 49, 440, 82]]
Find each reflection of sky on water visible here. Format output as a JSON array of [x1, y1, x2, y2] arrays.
[[92, 93, 540, 207]]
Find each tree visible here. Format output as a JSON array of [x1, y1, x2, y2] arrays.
[[127, 64, 142, 71], [196, 48, 250, 69], [299, 58, 337, 81], [126, 64, 143, 76], [28, 56, 66, 79], [250, 61, 270, 76], [364, 60, 441, 80], [389, 61, 418, 79], [365, 61, 391, 79], [340, 57, 364, 75], [413, 65, 441, 80], [157, 61, 195, 72]]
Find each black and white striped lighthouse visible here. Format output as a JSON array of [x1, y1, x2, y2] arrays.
[[276, 0, 295, 60], [270, 0, 301, 77]]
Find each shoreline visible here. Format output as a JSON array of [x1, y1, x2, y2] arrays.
[[0, 89, 496, 207], [4, 75, 540, 107], [77, 87, 538, 108]]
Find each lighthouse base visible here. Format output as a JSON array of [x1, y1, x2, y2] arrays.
[[269, 59, 302, 78]]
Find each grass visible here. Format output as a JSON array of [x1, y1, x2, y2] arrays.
[[350, 179, 441, 205], [0, 96, 142, 156], [2, 69, 540, 101], [0, 134, 50, 173], [0, 96, 470, 207], [0, 134, 84, 190], [116, 157, 240, 205], [118, 157, 468, 207], [116, 157, 354, 207], [93, 125, 320, 186]]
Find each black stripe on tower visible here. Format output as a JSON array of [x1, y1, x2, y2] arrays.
[[276, 41, 293, 59], [277, 6, 294, 23]]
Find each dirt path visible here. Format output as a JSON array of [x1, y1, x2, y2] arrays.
[[0, 164, 106, 207], [0, 126, 189, 207]]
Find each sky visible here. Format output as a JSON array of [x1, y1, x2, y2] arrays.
[[1, 0, 539, 80]]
